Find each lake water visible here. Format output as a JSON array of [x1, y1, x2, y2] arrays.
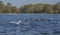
[[0, 14, 60, 35]]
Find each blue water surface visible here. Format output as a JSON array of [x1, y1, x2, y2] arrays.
[[0, 14, 60, 35]]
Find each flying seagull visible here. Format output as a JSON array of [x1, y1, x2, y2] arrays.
[[10, 20, 22, 25]]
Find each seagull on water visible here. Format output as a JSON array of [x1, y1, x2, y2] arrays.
[[10, 20, 22, 25]]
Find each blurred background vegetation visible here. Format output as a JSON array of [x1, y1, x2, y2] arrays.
[[0, 1, 60, 14]]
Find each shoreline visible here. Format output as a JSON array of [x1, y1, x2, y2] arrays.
[[0, 13, 59, 15], [0, 13, 59, 14]]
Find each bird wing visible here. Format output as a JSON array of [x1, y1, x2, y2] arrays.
[[10, 21, 17, 23]]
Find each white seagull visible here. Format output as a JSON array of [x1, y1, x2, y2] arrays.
[[10, 20, 22, 25]]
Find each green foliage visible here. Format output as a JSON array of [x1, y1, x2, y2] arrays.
[[3, 6, 12, 13], [19, 4, 53, 14], [0, 1, 20, 13], [11, 6, 20, 13], [0, 1, 60, 14], [7, 2, 12, 7], [0, 1, 5, 6], [19, 3, 60, 14]]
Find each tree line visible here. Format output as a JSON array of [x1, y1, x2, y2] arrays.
[[0, 1, 60, 14]]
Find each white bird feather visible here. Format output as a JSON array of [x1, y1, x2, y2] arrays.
[[10, 20, 22, 25]]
